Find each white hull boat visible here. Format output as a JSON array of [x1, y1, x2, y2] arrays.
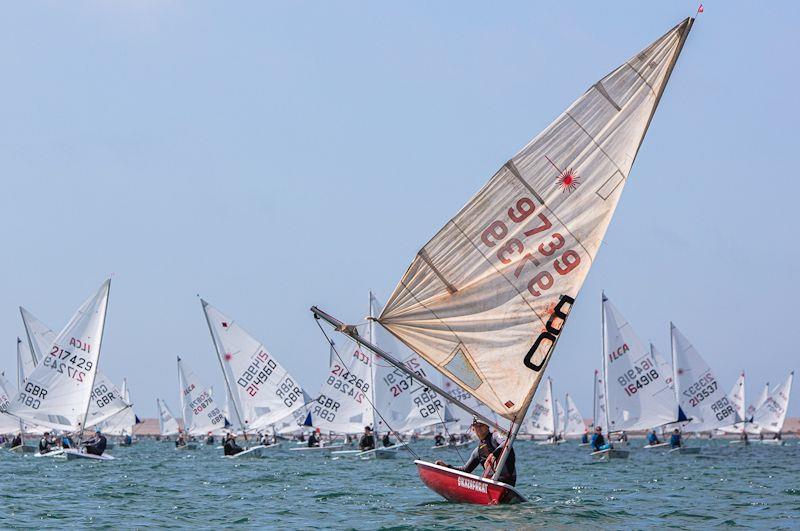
[[643, 442, 670, 450], [668, 447, 700, 455], [64, 449, 115, 461], [591, 448, 630, 460], [226, 445, 268, 459]]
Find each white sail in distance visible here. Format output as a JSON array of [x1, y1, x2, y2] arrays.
[[157, 398, 180, 436], [201, 299, 307, 432], [7, 280, 111, 432], [650, 343, 674, 390], [747, 383, 769, 422], [311, 339, 375, 435], [671, 323, 739, 432], [526, 377, 555, 436], [564, 394, 585, 437], [19, 307, 129, 431], [602, 295, 679, 432], [554, 398, 565, 438], [0, 371, 20, 433], [752, 372, 793, 434], [177, 357, 227, 436], [718, 372, 746, 433], [101, 378, 138, 436], [370, 292, 451, 435], [20, 306, 56, 366], [377, 19, 694, 421], [593, 369, 608, 433]]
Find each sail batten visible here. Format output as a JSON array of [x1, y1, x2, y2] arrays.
[[379, 19, 693, 420]]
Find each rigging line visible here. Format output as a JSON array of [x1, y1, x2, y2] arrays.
[[314, 318, 421, 461], [431, 397, 465, 463]]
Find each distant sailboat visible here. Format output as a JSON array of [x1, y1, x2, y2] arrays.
[[177, 356, 227, 441], [157, 398, 180, 438], [563, 394, 586, 439], [313, 17, 694, 504], [752, 371, 793, 443], [7, 280, 115, 461]]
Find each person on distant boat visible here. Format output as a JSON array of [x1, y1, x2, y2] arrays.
[[307, 430, 320, 448], [61, 434, 73, 449], [359, 426, 375, 451], [759, 432, 764, 441], [647, 430, 661, 445], [176, 431, 188, 448], [382, 432, 393, 448], [460, 433, 470, 444], [435, 418, 516, 486], [411, 433, 419, 443], [122, 431, 133, 446], [740, 431, 749, 444], [84, 429, 108, 456], [774, 432, 782, 441], [434, 433, 445, 447], [618, 431, 628, 443], [11, 433, 22, 448], [581, 430, 589, 445], [669, 429, 682, 449], [223, 433, 244, 456], [297, 432, 306, 442], [206, 432, 215, 445], [590, 426, 607, 452], [260, 432, 271, 446], [39, 432, 55, 454]]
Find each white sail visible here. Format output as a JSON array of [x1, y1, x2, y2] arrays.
[[311, 340, 375, 434], [377, 19, 694, 421], [177, 357, 227, 436], [650, 343, 674, 390], [370, 293, 451, 435], [157, 398, 180, 436], [747, 383, 769, 422], [593, 369, 607, 433], [718, 372, 746, 433], [671, 323, 739, 432], [19, 307, 129, 431], [7, 280, 111, 432], [0, 371, 21, 433], [752, 372, 793, 433], [273, 402, 313, 435], [441, 377, 499, 433], [17, 334, 37, 382], [201, 300, 308, 432], [602, 295, 678, 432], [100, 378, 138, 436], [554, 398, 565, 438], [526, 377, 555, 436], [564, 394, 585, 437], [20, 306, 57, 367]]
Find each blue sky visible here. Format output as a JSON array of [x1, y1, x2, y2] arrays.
[[0, 1, 796, 419]]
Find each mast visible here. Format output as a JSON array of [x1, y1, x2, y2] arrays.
[[15, 339, 25, 440], [601, 293, 611, 435], [592, 369, 597, 429], [177, 357, 188, 435], [367, 291, 379, 446], [312, 306, 503, 432], [79, 279, 111, 443], [548, 378, 556, 441], [201, 299, 248, 441]]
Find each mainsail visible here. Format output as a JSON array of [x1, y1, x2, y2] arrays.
[[6, 280, 111, 432], [671, 323, 739, 432], [377, 19, 694, 421], [747, 383, 769, 422], [19, 307, 129, 430], [177, 357, 227, 436], [602, 295, 679, 431], [100, 378, 138, 436], [157, 398, 180, 437], [0, 371, 21, 433], [554, 398, 565, 438], [526, 377, 555, 436], [563, 394, 585, 437], [718, 372, 746, 434], [752, 372, 793, 434], [201, 299, 308, 432], [593, 369, 608, 433]]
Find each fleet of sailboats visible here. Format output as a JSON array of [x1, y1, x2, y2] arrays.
[[0, 15, 794, 517]]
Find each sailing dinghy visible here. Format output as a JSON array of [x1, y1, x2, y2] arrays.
[[8, 280, 116, 461], [313, 17, 695, 503], [752, 372, 793, 445], [177, 356, 227, 450]]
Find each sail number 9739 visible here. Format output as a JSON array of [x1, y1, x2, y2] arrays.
[[481, 197, 581, 297]]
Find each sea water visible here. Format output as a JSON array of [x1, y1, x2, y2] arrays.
[[1, 438, 798, 528]]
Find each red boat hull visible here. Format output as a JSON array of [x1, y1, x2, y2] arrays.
[[415, 460, 525, 505]]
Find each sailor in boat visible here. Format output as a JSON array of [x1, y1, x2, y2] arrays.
[[740, 431, 749, 444], [647, 429, 661, 446], [381, 432, 394, 448], [435, 418, 517, 486], [175, 431, 188, 448], [11, 432, 22, 449], [773, 432, 782, 441], [590, 426, 607, 452], [61, 434, 73, 449], [448, 433, 457, 447], [669, 429, 682, 449], [223, 433, 244, 456], [359, 426, 375, 451], [39, 432, 57, 454], [459, 432, 470, 444], [122, 431, 133, 446], [433, 433, 445, 447], [581, 430, 589, 445], [617, 431, 629, 444], [83, 429, 108, 456], [307, 429, 320, 448], [259, 432, 271, 446], [206, 432, 215, 445], [758, 432, 763, 441]]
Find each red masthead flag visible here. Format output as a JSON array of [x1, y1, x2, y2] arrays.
[[697, 4, 704, 14]]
